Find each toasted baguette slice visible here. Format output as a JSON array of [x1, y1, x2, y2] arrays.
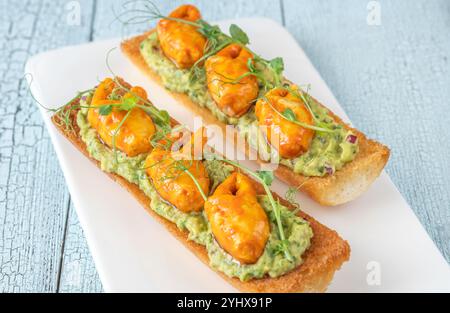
[[121, 31, 390, 206], [52, 100, 350, 292]]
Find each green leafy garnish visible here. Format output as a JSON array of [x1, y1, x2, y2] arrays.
[[281, 107, 296, 121], [96, 95, 139, 116], [111, 109, 132, 163], [269, 57, 284, 75], [274, 239, 291, 257], [197, 21, 222, 39], [256, 170, 274, 186], [155, 109, 170, 127], [99, 104, 113, 116], [229, 24, 249, 45], [104, 49, 172, 132], [263, 95, 334, 133], [279, 85, 337, 133], [119, 96, 138, 111], [115, 1, 289, 93], [285, 187, 300, 212]]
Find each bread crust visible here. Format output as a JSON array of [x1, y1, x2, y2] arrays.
[[51, 100, 350, 292], [121, 31, 390, 206]]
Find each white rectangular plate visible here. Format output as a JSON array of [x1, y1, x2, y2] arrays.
[[26, 18, 450, 292]]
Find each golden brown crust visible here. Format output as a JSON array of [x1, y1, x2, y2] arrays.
[[52, 99, 350, 292], [121, 31, 390, 206]]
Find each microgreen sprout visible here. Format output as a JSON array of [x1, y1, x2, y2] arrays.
[[26, 71, 94, 133], [175, 161, 208, 202], [114, 1, 284, 87], [50, 89, 94, 133], [114, 2, 335, 138], [285, 176, 311, 215], [104, 47, 171, 128], [285, 187, 300, 213], [111, 109, 132, 163], [148, 151, 208, 202], [229, 24, 250, 45], [262, 95, 334, 133]]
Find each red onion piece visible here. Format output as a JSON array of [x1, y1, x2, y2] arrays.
[[347, 134, 357, 144], [325, 165, 334, 175]]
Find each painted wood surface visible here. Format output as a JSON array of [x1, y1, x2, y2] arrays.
[[0, 0, 448, 292], [0, 0, 95, 292]]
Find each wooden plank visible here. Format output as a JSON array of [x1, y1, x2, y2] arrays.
[[283, 0, 450, 261], [58, 201, 102, 293], [57, 0, 284, 292], [0, 0, 94, 292]]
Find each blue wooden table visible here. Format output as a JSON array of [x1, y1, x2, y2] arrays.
[[0, 0, 449, 292]]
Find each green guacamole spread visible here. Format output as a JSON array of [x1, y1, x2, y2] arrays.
[[76, 94, 313, 281], [140, 32, 358, 176]]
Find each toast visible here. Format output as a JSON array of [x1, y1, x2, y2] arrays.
[[121, 31, 390, 206], [52, 98, 350, 292]]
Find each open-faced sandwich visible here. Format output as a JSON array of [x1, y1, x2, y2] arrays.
[[51, 77, 350, 292], [121, 4, 390, 206]]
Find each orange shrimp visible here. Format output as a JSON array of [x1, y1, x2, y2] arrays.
[[144, 128, 210, 213], [87, 78, 156, 157], [204, 172, 270, 264], [205, 44, 259, 117], [157, 4, 206, 69], [255, 87, 314, 159]]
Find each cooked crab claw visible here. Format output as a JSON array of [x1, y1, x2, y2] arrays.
[[255, 87, 315, 159], [204, 172, 270, 264], [144, 129, 210, 213], [87, 78, 156, 157], [157, 4, 206, 69], [205, 44, 259, 118]]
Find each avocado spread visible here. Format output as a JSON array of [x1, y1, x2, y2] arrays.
[[77, 94, 313, 281], [140, 32, 358, 176]]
